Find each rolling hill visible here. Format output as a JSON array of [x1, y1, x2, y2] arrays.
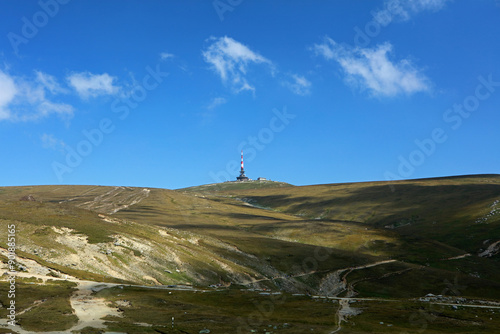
[[1, 175, 500, 333]]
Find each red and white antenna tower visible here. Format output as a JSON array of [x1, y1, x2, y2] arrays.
[[236, 150, 249, 181], [240, 150, 244, 171]]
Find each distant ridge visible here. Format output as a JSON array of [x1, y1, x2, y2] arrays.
[[405, 173, 500, 181], [177, 179, 293, 193]]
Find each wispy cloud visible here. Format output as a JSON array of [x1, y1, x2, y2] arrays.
[[312, 38, 430, 97], [41, 133, 66, 151], [0, 70, 74, 122], [374, 0, 450, 24], [33, 100, 73, 121], [408, 0, 449, 12], [67, 72, 120, 99], [160, 52, 175, 60], [202, 36, 273, 93], [0, 70, 17, 121], [36, 71, 67, 94], [206, 97, 227, 110], [283, 74, 312, 96]]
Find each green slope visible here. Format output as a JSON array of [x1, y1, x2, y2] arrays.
[[1, 175, 500, 299], [2, 176, 500, 333]]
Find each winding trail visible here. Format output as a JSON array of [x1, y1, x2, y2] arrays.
[[77, 187, 151, 214], [443, 253, 471, 260], [330, 298, 360, 334], [0, 271, 203, 334], [323, 260, 397, 333], [0, 273, 122, 334]]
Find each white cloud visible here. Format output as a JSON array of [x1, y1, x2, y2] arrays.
[[283, 74, 311, 96], [313, 38, 430, 97], [207, 97, 227, 110], [0, 70, 73, 122], [67, 72, 120, 99], [160, 52, 175, 60], [202, 36, 273, 93], [35, 101, 74, 120], [374, 0, 450, 24], [35, 71, 67, 94], [41, 133, 66, 151], [19, 74, 73, 121], [0, 70, 18, 120], [406, 0, 449, 13]]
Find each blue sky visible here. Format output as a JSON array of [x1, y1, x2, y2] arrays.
[[0, 0, 499, 189]]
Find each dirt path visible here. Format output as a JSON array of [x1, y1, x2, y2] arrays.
[[330, 298, 362, 333], [318, 259, 397, 297], [0, 270, 204, 333], [242, 260, 398, 287], [241, 259, 398, 333], [67, 281, 122, 332], [0, 274, 121, 334], [443, 253, 471, 260], [77, 186, 151, 214]]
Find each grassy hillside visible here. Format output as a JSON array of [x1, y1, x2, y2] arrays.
[[206, 175, 500, 284], [1, 176, 500, 294], [1, 175, 500, 333]]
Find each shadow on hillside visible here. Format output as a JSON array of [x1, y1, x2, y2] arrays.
[[164, 223, 246, 232], [244, 218, 373, 232], [208, 211, 286, 221], [245, 183, 500, 218]]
